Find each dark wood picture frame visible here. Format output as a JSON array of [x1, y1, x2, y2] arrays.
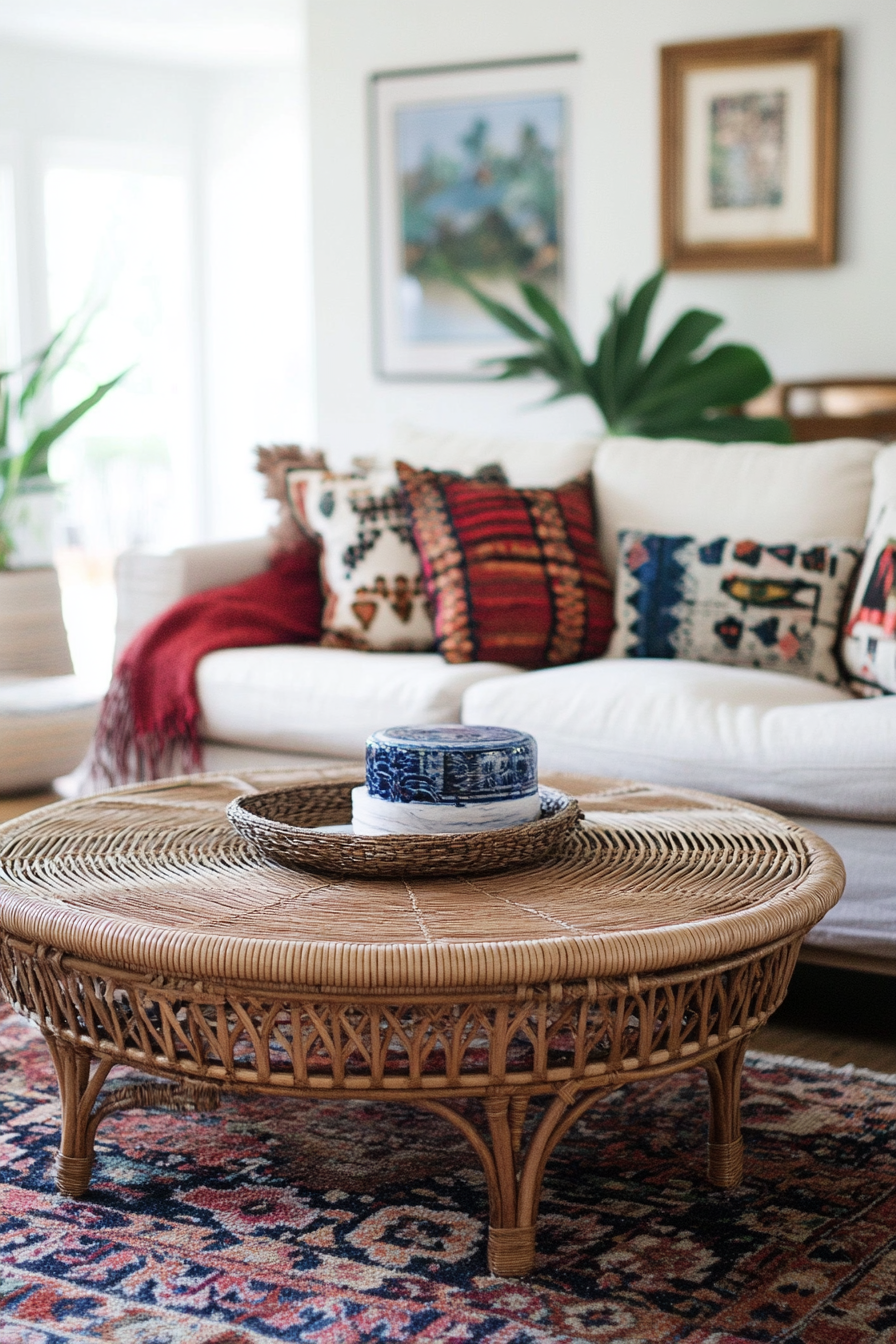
[[661, 29, 841, 269]]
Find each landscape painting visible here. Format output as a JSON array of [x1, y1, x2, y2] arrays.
[[371, 56, 577, 377], [709, 90, 787, 210], [395, 92, 565, 343]]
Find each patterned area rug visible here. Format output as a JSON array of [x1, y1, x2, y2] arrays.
[[0, 1004, 894, 1344]]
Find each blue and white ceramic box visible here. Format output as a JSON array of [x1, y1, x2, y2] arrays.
[[352, 725, 541, 836]]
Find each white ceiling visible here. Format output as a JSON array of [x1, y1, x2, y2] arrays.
[[0, 0, 303, 67]]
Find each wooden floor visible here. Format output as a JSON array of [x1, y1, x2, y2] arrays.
[[2, 792, 895, 1075], [753, 963, 896, 1073], [0, 792, 58, 823]]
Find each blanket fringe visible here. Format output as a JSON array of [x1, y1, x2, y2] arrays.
[[83, 666, 203, 793], [78, 543, 323, 795]]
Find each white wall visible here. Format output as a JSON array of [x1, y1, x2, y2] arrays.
[[306, 0, 896, 465], [202, 66, 315, 541]]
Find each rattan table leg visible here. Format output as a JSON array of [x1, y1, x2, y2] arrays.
[[483, 1095, 544, 1275], [419, 1096, 543, 1276], [704, 1039, 749, 1189], [42, 1030, 223, 1197], [421, 1089, 599, 1276], [44, 1035, 112, 1197], [509, 1095, 529, 1161], [488, 1223, 537, 1276]]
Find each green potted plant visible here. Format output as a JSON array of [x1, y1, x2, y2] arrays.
[[450, 267, 791, 443], [0, 320, 127, 569], [0, 321, 127, 678]]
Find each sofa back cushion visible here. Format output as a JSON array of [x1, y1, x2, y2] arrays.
[[386, 423, 596, 488], [592, 436, 880, 577]]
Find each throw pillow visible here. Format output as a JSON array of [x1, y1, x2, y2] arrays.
[[840, 502, 896, 694], [287, 467, 434, 651], [615, 530, 862, 687], [255, 444, 327, 554], [397, 462, 614, 668]]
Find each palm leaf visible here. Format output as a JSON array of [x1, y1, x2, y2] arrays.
[[0, 446, 23, 508], [667, 414, 792, 444], [590, 301, 624, 424], [17, 316, 88, 415], [446, 268, 589, 397], [481, 354, 548, 378], [629, 345, 772, 425], [18, 369, 131, 480], [17, 324, 70, 412], [485, 341, 585, 398], [519, 284, 585, 381], [440, 267, 543, 343], [613, 269, 664, 400], [633, 309, 725, 402], [441, 264, 785, 444]]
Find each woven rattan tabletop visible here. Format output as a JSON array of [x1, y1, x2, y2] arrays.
[[0, 768, 844, 991]]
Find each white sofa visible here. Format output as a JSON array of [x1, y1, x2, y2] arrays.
[[114, 430, 896, 975]]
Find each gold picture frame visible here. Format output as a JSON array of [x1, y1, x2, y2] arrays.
[[661, 29, 841, 269]]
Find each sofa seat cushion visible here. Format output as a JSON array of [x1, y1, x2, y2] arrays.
[[461, 658, 896, 821], [793, 815, 896, 960], [197, 646, 521, 758]]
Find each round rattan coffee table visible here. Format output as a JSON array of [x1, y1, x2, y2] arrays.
[[0, 767, 844, 1277]]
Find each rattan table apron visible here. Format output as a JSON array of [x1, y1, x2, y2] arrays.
[[0, 768, 844, 1277]]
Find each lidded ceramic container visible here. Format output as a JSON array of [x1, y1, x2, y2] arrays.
[[352, 724, 540, 835]]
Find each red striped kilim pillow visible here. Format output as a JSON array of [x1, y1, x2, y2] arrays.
[[397, 462, 613, 668]]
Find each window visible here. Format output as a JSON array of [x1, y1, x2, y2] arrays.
[[0, 165, 18, 370], [42, 157, 195, 682]]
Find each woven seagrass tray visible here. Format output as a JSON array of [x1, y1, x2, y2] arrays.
[[226, 778, 579, 877]]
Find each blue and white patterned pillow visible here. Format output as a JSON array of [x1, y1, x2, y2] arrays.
[[614, 531, 862, 686]]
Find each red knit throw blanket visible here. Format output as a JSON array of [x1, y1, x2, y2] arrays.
[[86, 545, 322, 789]]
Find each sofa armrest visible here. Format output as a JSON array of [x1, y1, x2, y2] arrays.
[[114, 537, 271, 661]]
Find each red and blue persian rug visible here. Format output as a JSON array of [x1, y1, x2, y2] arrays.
[[0, 1002, 894, 1344]]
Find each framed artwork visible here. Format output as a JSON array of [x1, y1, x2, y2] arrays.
[[661, 29, 841, 269], [370, 54, 577, 379]]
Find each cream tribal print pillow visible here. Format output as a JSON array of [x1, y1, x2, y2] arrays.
[[287, 467, 434, 652]]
